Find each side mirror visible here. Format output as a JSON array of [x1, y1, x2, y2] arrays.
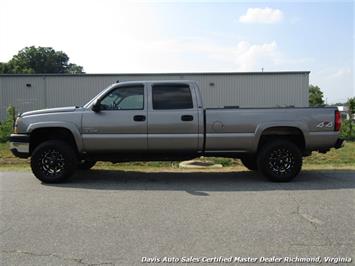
[[92, 100, 101, 112]]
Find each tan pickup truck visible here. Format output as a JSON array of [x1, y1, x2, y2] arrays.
[[10, 80, 343, 183]]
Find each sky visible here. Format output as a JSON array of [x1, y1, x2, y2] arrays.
[[0, 0, 354, 104]]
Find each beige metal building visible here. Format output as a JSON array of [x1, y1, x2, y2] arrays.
[[0, 72, 309, 120]]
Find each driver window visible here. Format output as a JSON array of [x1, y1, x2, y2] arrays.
[[100, 85, 144, 110]]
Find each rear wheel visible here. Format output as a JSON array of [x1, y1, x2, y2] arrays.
[[78, 160, 96, 170], [31, 140, 77, 183], [257, 139, 302, 182], [240, 155, 258, 171]]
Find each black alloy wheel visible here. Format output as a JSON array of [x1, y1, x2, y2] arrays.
[[257, 140, 302, 182], [31, 140, 77, 183]]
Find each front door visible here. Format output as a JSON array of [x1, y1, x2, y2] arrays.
[[82, 84, 147, 152]]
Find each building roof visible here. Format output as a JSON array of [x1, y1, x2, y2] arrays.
[[0, 71, 310, 77]]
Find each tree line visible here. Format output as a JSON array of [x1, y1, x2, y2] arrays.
[[0, 46, 84, 74]]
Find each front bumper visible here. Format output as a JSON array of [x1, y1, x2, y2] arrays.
[[9, 134, 30, 158]]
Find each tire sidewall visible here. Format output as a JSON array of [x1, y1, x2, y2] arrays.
[[31, 140, 77, 183], [241, 155, 258, 171], [257, 140, 302, 182]]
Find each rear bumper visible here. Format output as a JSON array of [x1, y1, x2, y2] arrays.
[[316, 138, 344, 154], [9, 134, 30, 158]]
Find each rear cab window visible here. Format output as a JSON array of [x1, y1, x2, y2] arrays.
[[152, 83, 193, 110]]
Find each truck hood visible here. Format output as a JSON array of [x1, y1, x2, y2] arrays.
[[21, 106, 78, 117]]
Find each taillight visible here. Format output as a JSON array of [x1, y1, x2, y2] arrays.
[[335, 110, 341, 131]]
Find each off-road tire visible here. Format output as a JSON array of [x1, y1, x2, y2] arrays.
[[257, 139, 302, 182], [240, 155, 258, 171], [31, 140, 77, 183], [78, 160, 96, 170]]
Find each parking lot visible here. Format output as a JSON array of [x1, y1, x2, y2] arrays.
[[1, 169, 354, 265]]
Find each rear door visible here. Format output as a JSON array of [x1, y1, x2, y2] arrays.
[[147, 82, 199, 152], [82, 84, 147, 152]]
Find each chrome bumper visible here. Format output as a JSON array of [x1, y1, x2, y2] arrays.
[[10, 142, 29, 153], [9, 134, 30, 158]]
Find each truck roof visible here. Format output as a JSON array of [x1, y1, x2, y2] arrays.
[[115, 80, 195, 85]]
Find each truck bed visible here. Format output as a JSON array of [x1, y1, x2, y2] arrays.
[[205, 107, 339, 152]]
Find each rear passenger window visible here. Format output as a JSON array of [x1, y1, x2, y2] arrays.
[[152, 84, 193, 110]]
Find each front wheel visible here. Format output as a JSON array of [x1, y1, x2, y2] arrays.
[[257, 140, 302, 182], [31, 140, 77, 183]]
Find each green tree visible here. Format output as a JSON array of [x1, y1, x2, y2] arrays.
[[67, 63, 84, 74], [309, 85, 325, 107], [0, 46, 84, 74], [348, 97, 355, 114], [347, 97, 355, 138], [0, 106, 16, 143]]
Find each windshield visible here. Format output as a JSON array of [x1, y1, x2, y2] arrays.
[[83, 85, 115, 108]]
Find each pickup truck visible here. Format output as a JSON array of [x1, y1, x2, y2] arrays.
[[9, 80, 343, 183]]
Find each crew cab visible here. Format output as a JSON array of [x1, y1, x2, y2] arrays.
[[10, 80, 343, 183]]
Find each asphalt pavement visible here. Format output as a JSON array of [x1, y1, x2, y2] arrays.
[[1, 169, 354, 265]]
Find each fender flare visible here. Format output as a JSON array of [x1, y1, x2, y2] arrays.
[[253, 122, 308, 152], [27, 122, 83, 152]]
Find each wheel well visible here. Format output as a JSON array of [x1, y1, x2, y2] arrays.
[[30, 127, 78, 154], [258, 126, 305, 151]]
